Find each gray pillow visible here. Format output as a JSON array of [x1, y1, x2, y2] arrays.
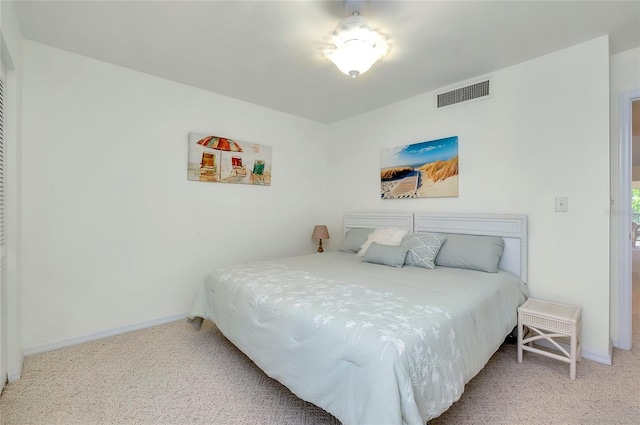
[[362, 242, 409, 268], [435, 233, 505, 273], [340, 228, 374, 252], [402, 233, 447, 269]]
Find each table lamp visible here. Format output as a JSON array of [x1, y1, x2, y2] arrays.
[[312, 225, 330, 253]]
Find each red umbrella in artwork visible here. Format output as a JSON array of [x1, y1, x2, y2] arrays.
[[197, 136, 243, 152]]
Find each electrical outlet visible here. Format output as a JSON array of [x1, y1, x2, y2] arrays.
[[555, 197, 568, 212]]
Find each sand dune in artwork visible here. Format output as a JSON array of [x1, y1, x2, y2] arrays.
[[417, 156, 458, 182], [416, 175, 459, 197], [380, 166, 414, 180], [380, 156, 459, 199]]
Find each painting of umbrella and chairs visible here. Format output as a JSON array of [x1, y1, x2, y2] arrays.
[[187, 133, 272, 185]]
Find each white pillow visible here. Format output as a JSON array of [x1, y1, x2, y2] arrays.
[[357, 227, 410, 257]]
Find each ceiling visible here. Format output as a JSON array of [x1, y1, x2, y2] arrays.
[[13, 1, 640, 124]]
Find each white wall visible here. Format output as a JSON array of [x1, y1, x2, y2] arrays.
[[609, 46, 640, 344], [326, 37, 612, 361], [20, 41, 329, 350], [1, 0, 24, 381]]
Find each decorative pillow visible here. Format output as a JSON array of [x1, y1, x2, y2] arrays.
[[362, 242, 409, 268], [357, 227, 409, 257], [435, 233, 505, 273], [402, 233, 447, 269], [339, 228, 374, 253]]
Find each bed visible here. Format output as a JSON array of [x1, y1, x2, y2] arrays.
[[187, 212, 529, 424]]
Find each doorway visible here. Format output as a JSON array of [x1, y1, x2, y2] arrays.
[[0, 61, 6, 391], [619, 90, 640, 350]]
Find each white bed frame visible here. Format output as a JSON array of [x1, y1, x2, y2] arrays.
[[343, 212, 414, 234], [344, 212, 528, 282]]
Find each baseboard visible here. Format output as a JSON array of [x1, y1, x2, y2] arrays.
[[23, 312, 187, 357], [582, 348, 612, 365], [533, 339, 612, 365], [7, 351, 23, 382]]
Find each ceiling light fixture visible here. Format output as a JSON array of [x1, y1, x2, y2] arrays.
[[328, 1, 388, 79]]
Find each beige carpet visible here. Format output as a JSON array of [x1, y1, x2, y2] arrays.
[[1, 285, 639, 424]]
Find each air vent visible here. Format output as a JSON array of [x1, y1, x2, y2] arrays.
[[436, 79, 491, 108]]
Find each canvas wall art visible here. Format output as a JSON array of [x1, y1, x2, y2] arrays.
[[380, 136, 458, 199], [187, 133, 272, 185]]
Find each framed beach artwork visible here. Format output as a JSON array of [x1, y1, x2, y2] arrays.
[[187, 132, 272, 186], [380, 136, 458, 199]]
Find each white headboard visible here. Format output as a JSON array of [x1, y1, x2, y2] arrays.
[[343, 212, 528, 283], [343, 212, 413, 234], [414, 213, 528, 282]]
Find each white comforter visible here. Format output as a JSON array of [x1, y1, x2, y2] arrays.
[[188, 251, 528, 424]]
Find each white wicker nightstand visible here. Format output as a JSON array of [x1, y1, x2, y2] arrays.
[[517, 298, 582, 380]]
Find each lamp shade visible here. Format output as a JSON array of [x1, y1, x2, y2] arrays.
[[328, 15, 388, 78], [330, 39, 380, 78], [312, 225, 330, 240]]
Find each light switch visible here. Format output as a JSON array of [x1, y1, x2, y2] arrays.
[[555, 197, 568, 212]]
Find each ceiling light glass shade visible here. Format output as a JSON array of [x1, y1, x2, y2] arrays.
[[330, 39, 380, 78], [328, 15, 388, 78]]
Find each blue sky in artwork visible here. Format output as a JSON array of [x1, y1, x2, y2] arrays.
[[381, 136, 458, 168]]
